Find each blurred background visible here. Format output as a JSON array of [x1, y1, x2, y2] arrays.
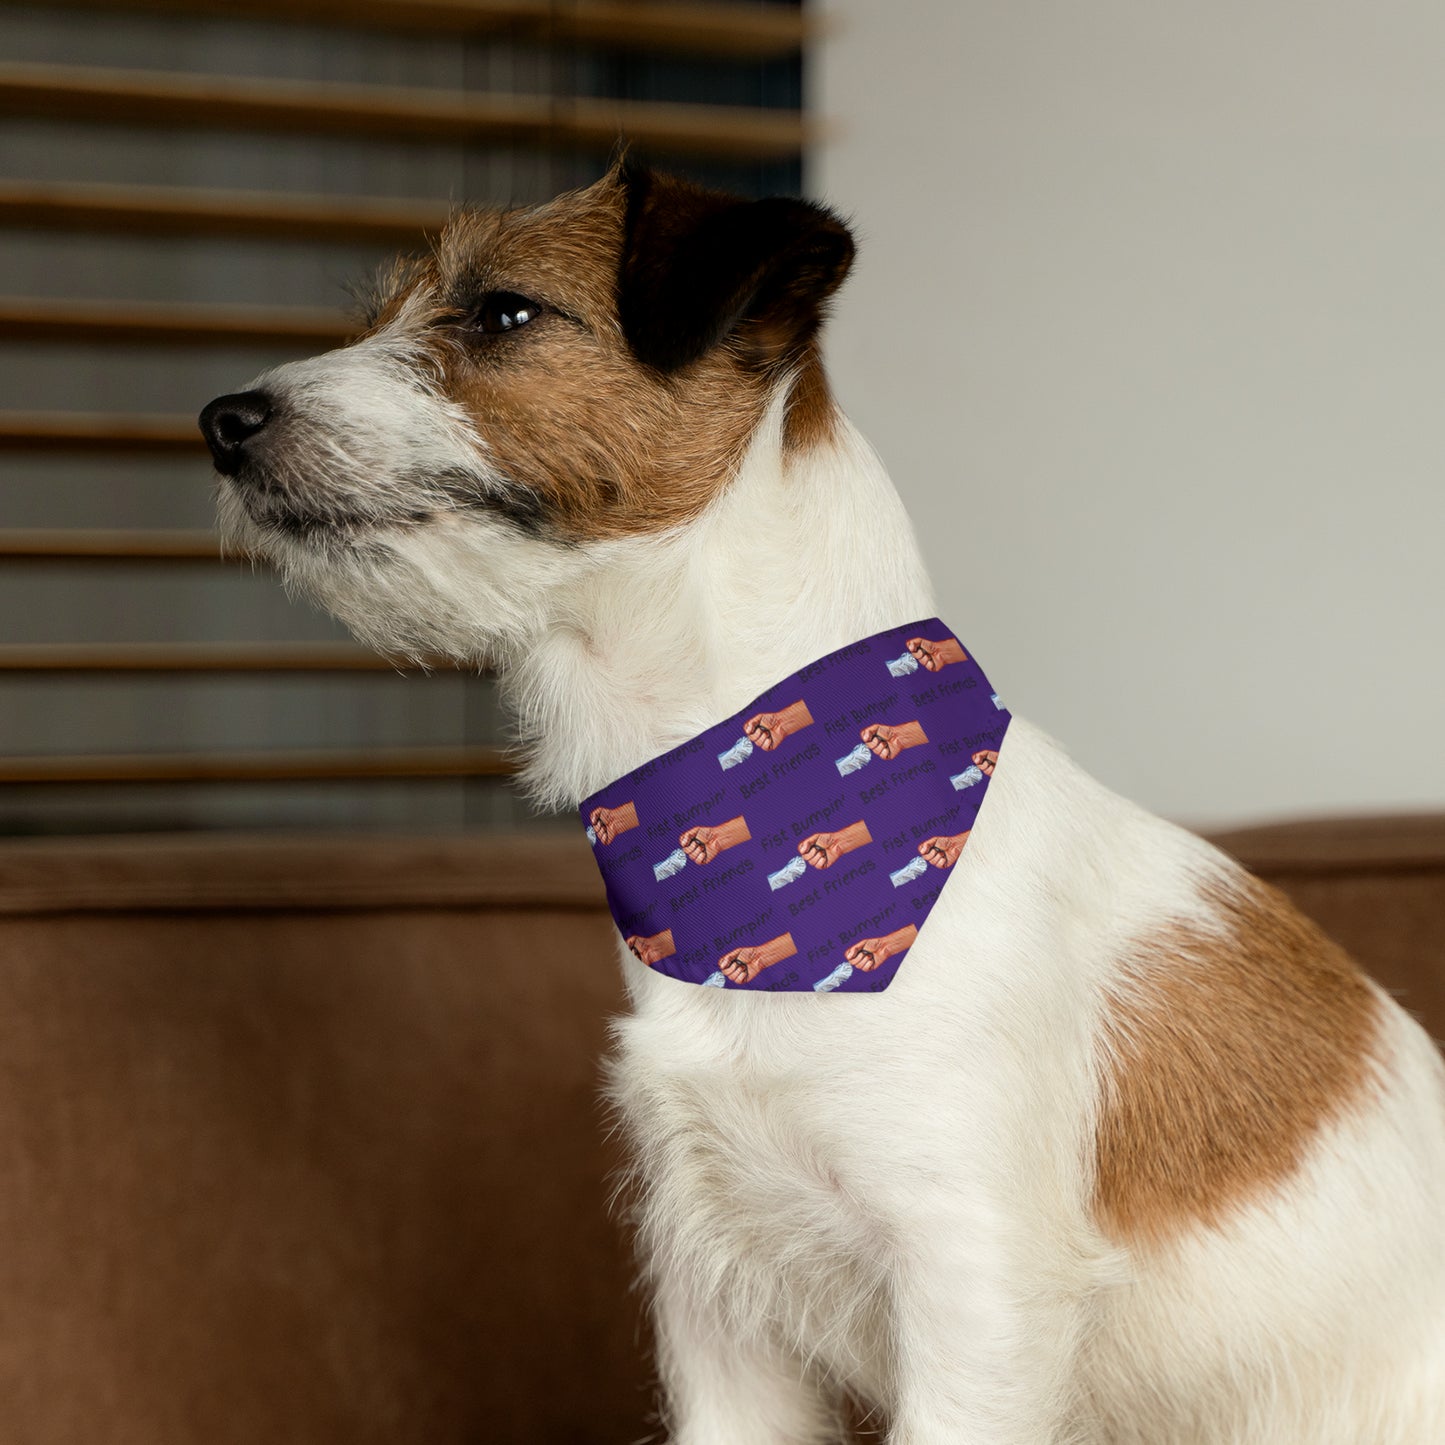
[[0, 4, 1441, 1443]]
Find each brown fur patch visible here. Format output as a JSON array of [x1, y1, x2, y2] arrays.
[[782, 343, 840, 454], [368, 175, 813, 542], [1093, 872, 1382, 1247], [360, 169, 852, 541], [441, 195, 767, 539]]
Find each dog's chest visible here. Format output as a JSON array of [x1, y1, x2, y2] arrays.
[[613, 1001, 894, 1383]]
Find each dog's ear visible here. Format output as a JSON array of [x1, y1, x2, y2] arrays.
[[617, 162, 855, 374]]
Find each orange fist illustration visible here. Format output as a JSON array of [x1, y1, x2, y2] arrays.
[[797, 819, 873, 870], [972, 750, 1000, 777], [843, 924, 919, 972], [917, 831, 971, 869], [589, 800, 639, 844], [861, 719, 929, 761], [718, 932, 797, 985], [626, 929, 676, 967], [906, 636, 968, 672], [742, 699, 814, 752], [679, 814, 751, 865]]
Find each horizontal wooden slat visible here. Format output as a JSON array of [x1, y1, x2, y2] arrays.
[[0, 643, 425, 672], [550, 0, 808, 57], [0, 744, 513, 783], [0, 529, 228, 561], [0, 296, 353, 348], [0, 179, 449, 245], [0, 62, 811, 161], [0, 832, 606, 916], [0, 412, 202, 452], [0, 0, 809, 58]]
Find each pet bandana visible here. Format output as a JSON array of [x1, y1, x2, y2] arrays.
[[580, 619, 1011, 993]]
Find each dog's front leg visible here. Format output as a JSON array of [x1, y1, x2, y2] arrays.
[[653, 1272, 844, 1445], [883, 1213, 1093, 1445]]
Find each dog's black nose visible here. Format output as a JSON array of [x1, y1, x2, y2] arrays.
[[199, 390, 272, 475]]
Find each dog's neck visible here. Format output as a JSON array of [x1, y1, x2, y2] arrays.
[[500, 395, 938, 810]]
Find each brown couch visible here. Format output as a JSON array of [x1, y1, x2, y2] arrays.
[[0, 817, 1440, 1443]]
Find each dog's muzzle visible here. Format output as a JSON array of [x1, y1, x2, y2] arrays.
[[199, 390, 274, 476]]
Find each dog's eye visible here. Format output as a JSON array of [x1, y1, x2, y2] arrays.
[[472, 291, 542, 334]]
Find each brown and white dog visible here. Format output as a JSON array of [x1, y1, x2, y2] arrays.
[[200, 163, 1445, 1444]]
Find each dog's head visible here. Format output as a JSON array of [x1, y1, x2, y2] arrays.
[[200, 163, 854, 660]]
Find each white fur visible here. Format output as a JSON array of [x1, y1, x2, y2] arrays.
[[221, 353, 1445, 1443]]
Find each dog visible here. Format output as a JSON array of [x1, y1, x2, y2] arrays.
[[200, 161, 1445, 1444]]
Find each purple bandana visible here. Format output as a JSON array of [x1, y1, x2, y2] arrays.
[[580, 619, 1011, 993]]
